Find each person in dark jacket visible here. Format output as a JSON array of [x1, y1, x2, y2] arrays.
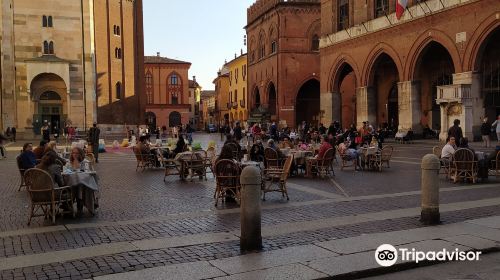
[[87, 123, 100, 163], [33, 140, 47, 160], [481, 117, 491, 148], [19, 143, 36, 170], [11, 127, 16, 142], [448, 119, 463, 146], [233, 122, 243, 142]]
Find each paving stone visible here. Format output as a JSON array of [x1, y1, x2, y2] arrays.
[[441, 234, 500, 250], [213, 263, 328, 280]]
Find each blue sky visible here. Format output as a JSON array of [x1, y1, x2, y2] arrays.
[[143, 0, 255, 90]]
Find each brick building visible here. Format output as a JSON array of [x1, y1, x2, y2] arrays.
[[320, 0, 500, 140], [144, 53, 192, 129], [0, 0, 144, 137], [246, 0, 321, 128]]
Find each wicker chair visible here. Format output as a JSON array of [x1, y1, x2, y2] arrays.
[[311, 148, 336, 178], [24, 168, 74, 225], [489, 152, 500, 177], [132, 146, 155, 172], [337, 146, 357, 170], [451, 148, 477, 183], [433, 145, 450, 177], [159, 152, 180, 181], [16, 155, 27, 191], [185, 151, 207, 181], [264, 147, 280, 169], [214, 159, 241, 206], [263, 155, 292, 201], [380, 145, 394, 168], [205, 147, 216, 174], [85, 153, 96, 171]]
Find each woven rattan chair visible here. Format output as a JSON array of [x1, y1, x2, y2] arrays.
[[311, 148, 336, 177], [490, 152, 500, 177], [84, 153, 96, 171], [214, 159, 241, 206], [263, 155, 292, 201], [433, 145, 450, 177], [380, 145, 394, 168], [337, 146, 357, 170], [132, 146, 155, 172], [225, 142, 240, 160], [24, 168, 74, 225], [451, 148, 477, 183], [264, 147, 280, 169], [159, 151, 180, 181], [16, 155, 27, 191], [205, 147, 216, 174]]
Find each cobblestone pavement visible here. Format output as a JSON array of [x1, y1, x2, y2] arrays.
[[1, 134, 500, 279]]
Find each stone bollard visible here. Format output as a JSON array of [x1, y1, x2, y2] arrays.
[[239, 165, 263, 252], [421, 154, 441, 225]]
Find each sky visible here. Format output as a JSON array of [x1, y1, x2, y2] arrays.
[[143, 0, 255, 90]]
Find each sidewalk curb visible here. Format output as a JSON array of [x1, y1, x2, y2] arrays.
[[317, 247, 500, 280]]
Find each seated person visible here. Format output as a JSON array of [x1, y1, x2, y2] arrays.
[[250, 140, 265, 162], [215, 145, 239, 202], [67, 147, 90, 171], [36, 153, 64, 188], [19, 143, 36, 170], [43, 141, 67, 165], [172, 135, 186, 155], [279, 137, 294, 149], [289, 129, 298, 143], [296, 140, 308, 151], [224, 134, 242, 159], [316, 135, 333, 160], [33, 140, 47, 161], [216, 145, 237, 163], [267, 139, 286, 160], [441, 137, 457, 163]]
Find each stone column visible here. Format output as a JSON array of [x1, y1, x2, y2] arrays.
[[397, 81, 422, 134], [439, 105, 448, 142], [320, 91, 333, 125], [453, 72, 482, 140], [356, 87, 376, 128]]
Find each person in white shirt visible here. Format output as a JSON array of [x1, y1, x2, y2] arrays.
[[491, 115, 500, 142], [441, 136, 457, 160]]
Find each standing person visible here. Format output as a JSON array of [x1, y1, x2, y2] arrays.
[[233, 122, 242, 143], [186, 123, 193, 145], [87, 123, 100, 163], [11, 127, 16, 142], [448, 119, 463, 145], [0, 133, 7, 158], [492, 115, 500, 143], [481, 117, 491, 148], [41, 122, 50, 142]]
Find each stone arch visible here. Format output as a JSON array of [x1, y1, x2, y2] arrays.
[[463, 15, 500, 71], [267, 81, 277, 116], [295, 78, 320, 127], [405, 29, 462, 81], [328, 54, 361, 92], [362, 43, 404, 86], [30, 73, 68, 102], [305, 19, 321, 51]]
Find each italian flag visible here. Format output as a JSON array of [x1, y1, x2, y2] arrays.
[[396, 0, 408, 20]]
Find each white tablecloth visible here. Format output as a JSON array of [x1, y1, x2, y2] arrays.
[[63, 171, 99, 215]]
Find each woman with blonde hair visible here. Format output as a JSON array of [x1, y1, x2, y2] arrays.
[[68, 147, 90, 171], [43, 141, 67, 165]]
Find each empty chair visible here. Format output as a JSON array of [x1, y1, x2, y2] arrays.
[[214, 159, 241, 206], [263, 155, 292, 201], [264, 147, 280, 169], [16, 155, 27, 191], [380, 145, 394, 168], [311, 148, 335, 178]]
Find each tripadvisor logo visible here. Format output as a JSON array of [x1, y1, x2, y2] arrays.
[[375, 244, 398, 267], [375, 244, 482, 267]]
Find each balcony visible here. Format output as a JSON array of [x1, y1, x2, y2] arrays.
[[232, 102, 238, 109], [226, 102, 231, 109], [436, 84, 472, 104], [240, 100, 245, 108]]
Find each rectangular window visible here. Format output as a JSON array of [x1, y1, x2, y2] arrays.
[[171, 93, 178, 105], [375, 0, 389, 18], [338, 0, 349, 30]]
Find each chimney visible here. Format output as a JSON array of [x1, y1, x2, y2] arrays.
[[235, 53, 237, 59], [192, 76, 196, 82], [156, 52, 160, 57], [241, 49, 243, 55]]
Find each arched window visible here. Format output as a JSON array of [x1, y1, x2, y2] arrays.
[[42, 15, 47, 27], [48, 41, 54, 54], [48, 16, 53, 27], [311, 34, 319, 51], [115, 82, 122, 100], [169, 74, 178, 85], [113, 25, 117, 35], [116, 26, 121, 36], [118, 48, 122, 59], [43, 41, 49, 54]]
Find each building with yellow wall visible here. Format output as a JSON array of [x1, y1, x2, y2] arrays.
[[226, 53, 247, 124], [213, 66, 230, 127]]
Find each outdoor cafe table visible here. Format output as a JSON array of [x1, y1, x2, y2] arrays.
[[359, 146, 381, 171], [282, 148, 313, 165], [62, 170, 99, 215], [174, 151, 206, 180]]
